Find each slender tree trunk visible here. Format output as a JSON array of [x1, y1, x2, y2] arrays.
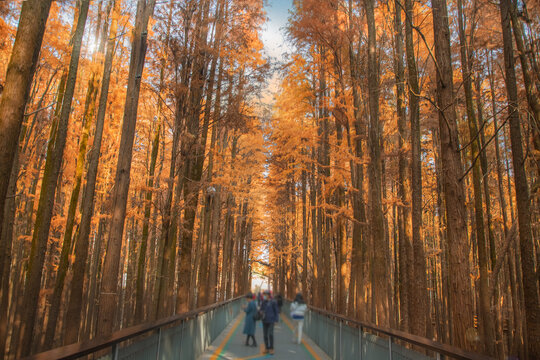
[[474, 73, 503, 358], [43, 58, 102, 351], [499, 0, 540, 356], [431, 0, 474, 349], [456, 0, 495, 354], [364, 0, 389, 327], [97, 0, 156, 337], [0, 0, 53, 239], [206, 62, 225, 305], [393, 0, 411, 332], [508, 0, 540, 177], [63, 0, 119, 345], [0, 145, 19, 359], [18, 2, 90, 355], [347, 31, 367, 320], [404, 0, 431, 339]]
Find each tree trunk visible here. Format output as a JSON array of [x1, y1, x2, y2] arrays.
[[97, 0, 156, 337], [0, 0, 52, 240], [364, 0, 389, 327], [404, 0, 431, 339], [177, 0, 212, 313], [508, 0, 540, 177], [63, 0, 120, 345], [499, 0, 540, 356], [393, 0, 411, 332], [431, 0, 474, 349], [456, 0, 495, 354], [0, 144, 20, 359], [43, 54, 102, 350], [18, 1, 90, 355]]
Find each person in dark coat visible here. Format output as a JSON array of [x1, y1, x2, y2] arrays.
[[260, 290, 279, 355], [242, 293, 257, 346], [276, 294, 283, 322]]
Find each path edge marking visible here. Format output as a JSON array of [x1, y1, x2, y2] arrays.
[[210, 315, 243, 360], [282, 315, 321, 360]]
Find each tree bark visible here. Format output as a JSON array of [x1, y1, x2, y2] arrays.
[[0, 0, 52, 240], [18, 1, 90, 355], [43, 39, 104, 348], [431, 0, 474, 349], [456, 0, 495, 354], [393, 0, 411, 332], [404, 0, 431, 339], [499, 0, 540, 356], [177, 0, 212, 313], [63, 0, 120, 345], [364, 0, 389, 327], [97, 0, 156, 337]]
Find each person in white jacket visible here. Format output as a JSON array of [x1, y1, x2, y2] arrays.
[[290, 293, 307, 344]]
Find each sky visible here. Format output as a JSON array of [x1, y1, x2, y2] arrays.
[[260, 0, 294, 61], [251, 0, 294, 291], [258, 0, 294, 107]]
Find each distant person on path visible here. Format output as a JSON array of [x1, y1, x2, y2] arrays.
[[290, 293, 307, 344], [261, 290, 279, 355], [242, 293, 257, 347], [276, 294, 283, 321]]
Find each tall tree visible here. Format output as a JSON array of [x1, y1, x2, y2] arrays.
[[455, 0, 495, 354], [499, 0, 540, 356], [403, 0, 431, 338], [63, 0, 122, 345], [97, 0, 156, 337], [18, 1, 90, 355], [0, 0, 53, 274], [364, 0, 389, 326], [43, 2, 111, 348], [431, 0, 474, 349]]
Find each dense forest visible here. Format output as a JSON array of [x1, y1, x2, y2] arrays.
[[0, 0, 538, 359]]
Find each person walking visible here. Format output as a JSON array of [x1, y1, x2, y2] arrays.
[[261, 290, 279, 355], [276, 294, 283, 322], [290, 293, 307, 344], [242, 293, 257, 347]]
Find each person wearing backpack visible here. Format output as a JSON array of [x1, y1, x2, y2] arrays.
[[290, 293, 307, 344], [260, 290, 279, 355], [242, 293, 257, 347]]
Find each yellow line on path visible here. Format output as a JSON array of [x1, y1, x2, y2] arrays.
[[282, 316, 321, 360], [210, 315, 243, 360]]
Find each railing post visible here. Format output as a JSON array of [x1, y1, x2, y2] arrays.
[[339, 321, 342, 359], [112, 343, 118, 360], [359, 326, 363, 360], [179, 320, 185, 356], [155, 327, 162, 360], [388, 336, 393, 360], [436, 352, 441, 360]]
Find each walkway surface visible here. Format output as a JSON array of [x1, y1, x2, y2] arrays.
[[199, 313, 330, 360]]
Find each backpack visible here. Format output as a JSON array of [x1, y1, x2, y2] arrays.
[[253, 309, 264, 321]]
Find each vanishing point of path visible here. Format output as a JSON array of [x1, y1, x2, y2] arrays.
[[199, 314, 330, 360]]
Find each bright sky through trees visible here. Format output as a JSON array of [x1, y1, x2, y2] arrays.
[[261, 0, 293, 60]]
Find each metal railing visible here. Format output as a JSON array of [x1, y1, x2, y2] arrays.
[[283, 300, 494, 360], [23, 297, 243, 360]]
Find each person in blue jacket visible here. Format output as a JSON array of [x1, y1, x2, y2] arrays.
[[242, 293, 257, 347], [260, 290, 279, 355]]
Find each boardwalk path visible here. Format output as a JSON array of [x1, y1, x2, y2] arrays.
[[199, 313, 330, 360]]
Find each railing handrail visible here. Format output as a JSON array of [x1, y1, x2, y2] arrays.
[[286, 300, 493, 360], [23, 296, 243, 360]]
